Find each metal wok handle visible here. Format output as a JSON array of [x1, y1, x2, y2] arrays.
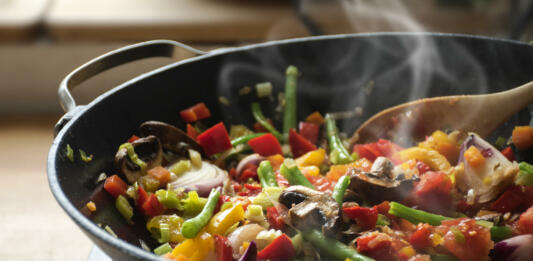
[[54, 40, 206, 136]]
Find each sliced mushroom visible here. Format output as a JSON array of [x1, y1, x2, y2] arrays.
[[347, 157, 418, 205], [115, 135, 163, 183], [139, 121, 205, 157], [278, 185, 340, 234]]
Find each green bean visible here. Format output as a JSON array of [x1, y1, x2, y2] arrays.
[[332, 175, 350, 206], [302, 230, 374, 261], [231, 133, 266, 146], [283, 65, 299, 135], [491, 225, 513, 242], [251, 102, 283, 141], [388, 201, 452, 226], [181, 188, 220, 238], [280, 162, 315, 189], [325, 115, 353, 164], [257, 160, 278, 188]]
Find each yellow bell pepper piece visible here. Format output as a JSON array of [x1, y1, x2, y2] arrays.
[[299, 165, 320, 177], [325, 158, 372, 181], [207, 204, 244, 235], [296, 148, 326, 167], [171, 231, 213, 261], [398, 147, 451, 171], [267, 154, 285, 171], [171, 238, 196, 257], [418, 130, 460, 164]]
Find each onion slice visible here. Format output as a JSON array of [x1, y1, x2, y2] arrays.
[[169, 161, 228, 197]]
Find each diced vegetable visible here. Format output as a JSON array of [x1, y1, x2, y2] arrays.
[[256, 82, 273, 98], [79, 149, 93, 162], [119, 142, 147, 171], [154, 243, 173, 256], [196, 122, 232, 156], [188, 149, 202, 168], [181, 191, 208, 217], [181, 188, 220, 238], [388, 201, 451, 226], [343, 206, 378, 230], [155, 189, 181, 209], [283, 65, 299, 135], [257, 161, 278, 188], [306, 111, 325, 125], [186, 123, 197, 139], [116, 195, 133, 222], [257, 233, 295, 260], [398, 147, 450, 171], [289, 128, 317, 158], [148, 166, 171, 184], [180, 102, 211, 123], [251, 102, 283, 141], [207, 204, 244, 235], [66, 144, 74, 162], [512, 126, 533, 150], [214, 235, 233, 261], [325, 115, 353, 164], [490, 225, 513, 242], [104, 175, 128, 198], [296, 148, 326, 167], [502, 147, 515, 161], [168, 160, 191, 176], [464, 146, 485, 168], [515, 161, 533, 186], [231, 133, 266, 146], [142, 194, 165, 217], [247, 133, 282, 156], [267, 206, 285, 230], [86, 201, 96, 212], [238, 241, 257, 261], [299, 122, 319, 144], [518, 205, 533, 234]]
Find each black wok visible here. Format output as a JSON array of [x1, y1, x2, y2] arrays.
[[48, 33, 533, 260]]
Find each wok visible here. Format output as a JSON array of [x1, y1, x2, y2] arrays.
[[48, 33, 533, 260]]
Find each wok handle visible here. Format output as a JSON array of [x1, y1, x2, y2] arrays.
[[54, 40, 206, 136]]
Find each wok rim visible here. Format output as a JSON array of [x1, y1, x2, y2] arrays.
[[47, 32, 531, 260]]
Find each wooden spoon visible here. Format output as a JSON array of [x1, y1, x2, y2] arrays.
[[352, 81, 533, 145]]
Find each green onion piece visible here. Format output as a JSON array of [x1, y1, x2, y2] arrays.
[[495, 136, 507, 149], [156, 189, 181, 209], [280, 162, 315, 189], [115, 195, 133, 222], [79, 149, 93, 162], [251, 102, 283, 141], [180, 191, 207, 217], [66, 144, 74, 162], [450, 227, 465, 244], [158, 223, 170, 243], [119, 142, 147, 171], [283, 66, 299, 135], [376, 214, 390, 226], [181, 189, 220, 238], [154, 242, 172, 256], [104, 225, 118, 238], [332, 175, 350, 206], [516, 162, 533, 186], [388, 201, 452, 226], [256, 82, 273, 98], [491, 226, 513, 242], [231, 133, 267, 146]]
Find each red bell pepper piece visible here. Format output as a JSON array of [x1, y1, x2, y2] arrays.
[[239, 163, 258, 182], [257, 234, 295, 261], [196, 122, 232, 156], [412, 171, 453, 215], [353, 143, 381, 162], [490, 186, 524, 213], [142, 194, 165, 217], [180, 102, 211, 123], [298, 122, 319, 144], [136, 186, 148, 214], [128, 135, 140, 143], [410, 223, 433, 250], [343, 206, 378, 230], [267, 206, 285, 230], [501, 147, 515, 161], [214, 235, 233, 261], [186, 124, 197, 139], [247, 133, 282, 156], [288, 128, 316, 158], [103, 175, 128, 198]]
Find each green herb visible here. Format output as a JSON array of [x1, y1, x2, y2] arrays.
[[79, 149, 93, 162], [66, 144, 74, 162]]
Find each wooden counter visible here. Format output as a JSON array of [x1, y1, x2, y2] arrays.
[[0, 116, 92, 260]]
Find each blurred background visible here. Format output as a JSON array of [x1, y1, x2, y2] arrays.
[[0, 0, 532, 260]]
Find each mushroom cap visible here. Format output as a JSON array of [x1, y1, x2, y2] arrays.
[[115, 135, 163, 183], [139, 121, 205, 157]]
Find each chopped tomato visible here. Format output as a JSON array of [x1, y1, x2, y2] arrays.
[[288, 128, 317, 158], [103, 175, 128, 198], [305, 111, 325, 125], [439, 218, 492, 261], [501, 147, 515, 161], [267, 206, 285, 230], [490, 186, 524, 213], [247, 133, 282, 156], [128, 135, 140, 143], [343, 206, 378, 230], [512, 126, 533, 150], [356, 232, 396, 261], [518, 205, 533, 234], [299, 122, 319, 144], [186, 124, 197, 139], [412, 171, 453, 215], [253, 119, 274, 133], [196, 122, 232, 156], [410, 224, 432, 250], [148, 166, 171, 184], [180, 102, 211, 123], [142, 194, 165, 217]]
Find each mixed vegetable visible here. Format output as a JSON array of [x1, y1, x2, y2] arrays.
[[88, 66, 533, 261]]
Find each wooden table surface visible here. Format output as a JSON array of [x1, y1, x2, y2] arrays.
[[0, 115, 92, 260]]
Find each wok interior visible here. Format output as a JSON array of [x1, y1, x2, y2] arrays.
[[50, 34, 533, 258]]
